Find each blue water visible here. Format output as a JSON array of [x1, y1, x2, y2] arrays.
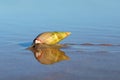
[[0, 0, 120, 80]]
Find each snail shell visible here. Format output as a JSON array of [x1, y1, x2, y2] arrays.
[[33, 31, 71, 45]]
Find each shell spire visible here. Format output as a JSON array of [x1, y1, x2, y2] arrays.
[[33, 31, 71, 45]]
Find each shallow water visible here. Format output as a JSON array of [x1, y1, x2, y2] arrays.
[[1, 0, 120, 80], [0, 24, 120, 80]]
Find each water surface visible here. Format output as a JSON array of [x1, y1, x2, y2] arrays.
[[0, 0, 120, 80]]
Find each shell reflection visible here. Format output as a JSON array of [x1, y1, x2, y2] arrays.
[[28, 44, 70, 65]]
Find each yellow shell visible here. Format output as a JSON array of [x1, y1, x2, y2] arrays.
[[33, 31, 71, 45], [28, 44, 70, 65]]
